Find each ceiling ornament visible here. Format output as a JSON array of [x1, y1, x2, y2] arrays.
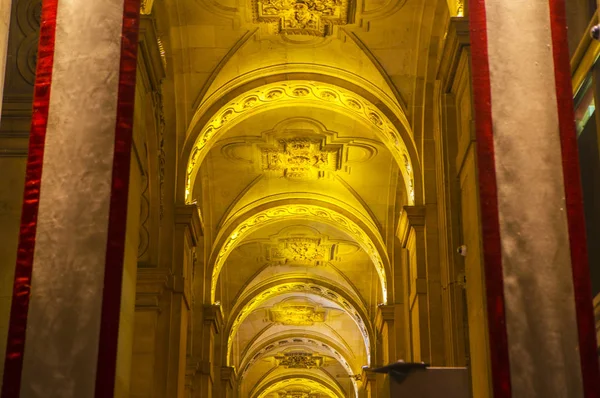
[[274, 352, 324, 368], [211, 204, 388, 304], [278, 392, 318, 398], [252, 0, 350, 37], [269, 302, 327, 326], [227, 281, 370, 366], [261, 138, 341, 180], [185, 81, 415, 206], [268, 237, 334, 266]]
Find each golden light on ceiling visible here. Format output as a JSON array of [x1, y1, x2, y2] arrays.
[[226, 281, 371, 366], [255, 378, 341, 398], [211, 204, 389, 304], [184, 81, 416, 205]]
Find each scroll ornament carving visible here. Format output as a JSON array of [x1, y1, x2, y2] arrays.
[[227, 281, 370, 364], [261, 139, 340, 180], [253, 0, 349, 36], [269, 237, 333, 266], [212, 204, 387, 304], [278, 392, 316, 398], [186, 82, 415, 205], [269, 303, 327, 326], [275, 352, 324, 368]]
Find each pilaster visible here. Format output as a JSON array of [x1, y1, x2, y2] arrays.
[[376, 304, 405, 365], [196, 304, 223, 397], [220, 366, 237, 398]]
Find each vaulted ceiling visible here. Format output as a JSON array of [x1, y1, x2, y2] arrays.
[[158, 0, 455, 395]]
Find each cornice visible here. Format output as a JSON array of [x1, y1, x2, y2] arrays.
[[375, 304, 397, 333], [397, 205, 426, 246], [437, 17, 470, 94], [135, 267, 172, 311], [221, 366, 237, 389], [175, 203, 204, 245], [203, 304, 224, 334], [138, 15, 166, 92]]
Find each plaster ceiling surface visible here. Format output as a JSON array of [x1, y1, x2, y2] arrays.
[[160, 0, 443, 395]]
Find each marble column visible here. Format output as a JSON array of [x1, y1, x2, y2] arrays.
[[469, 0, 600, 396], [1, 0, 142, 397]]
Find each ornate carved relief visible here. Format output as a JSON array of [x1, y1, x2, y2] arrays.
[[253, 0, 350, 36], [268, 237, 334, 266], [261, 138, 340, 180], [278, 392, 316, 398], [269, 301, 327, 326], [274, 352, 324, 368]]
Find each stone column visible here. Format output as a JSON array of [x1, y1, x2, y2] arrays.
[[469, 0, 600, 396], [0, 0, 142, 396]]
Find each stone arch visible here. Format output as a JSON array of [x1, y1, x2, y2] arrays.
[[209, 199, 392, 304], [180, 73, 422, 206], [225, 277, 374, 367], [252, 374, 345, 398]]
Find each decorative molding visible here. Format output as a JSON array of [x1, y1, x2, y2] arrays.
[[252, 0, 350, 37]]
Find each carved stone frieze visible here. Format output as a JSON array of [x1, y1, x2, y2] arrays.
[[268, 237, 334, 266], [268, 301, 327, 326], [261, 138, 340, 180], [274, 352, 324, 369], [253, 0, 350, 36]]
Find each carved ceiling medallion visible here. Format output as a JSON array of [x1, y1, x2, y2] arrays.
[[261, 139, 340, 180], [269, 237, 334, 266], [253, 0, 350, 36], [269, 302, 327, 326], [274, 352, 324, 369]]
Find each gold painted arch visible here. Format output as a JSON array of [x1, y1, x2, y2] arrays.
[[210, 202, 391, 304], [184, 80, 418, 206], [226, 278, 373, 366]]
